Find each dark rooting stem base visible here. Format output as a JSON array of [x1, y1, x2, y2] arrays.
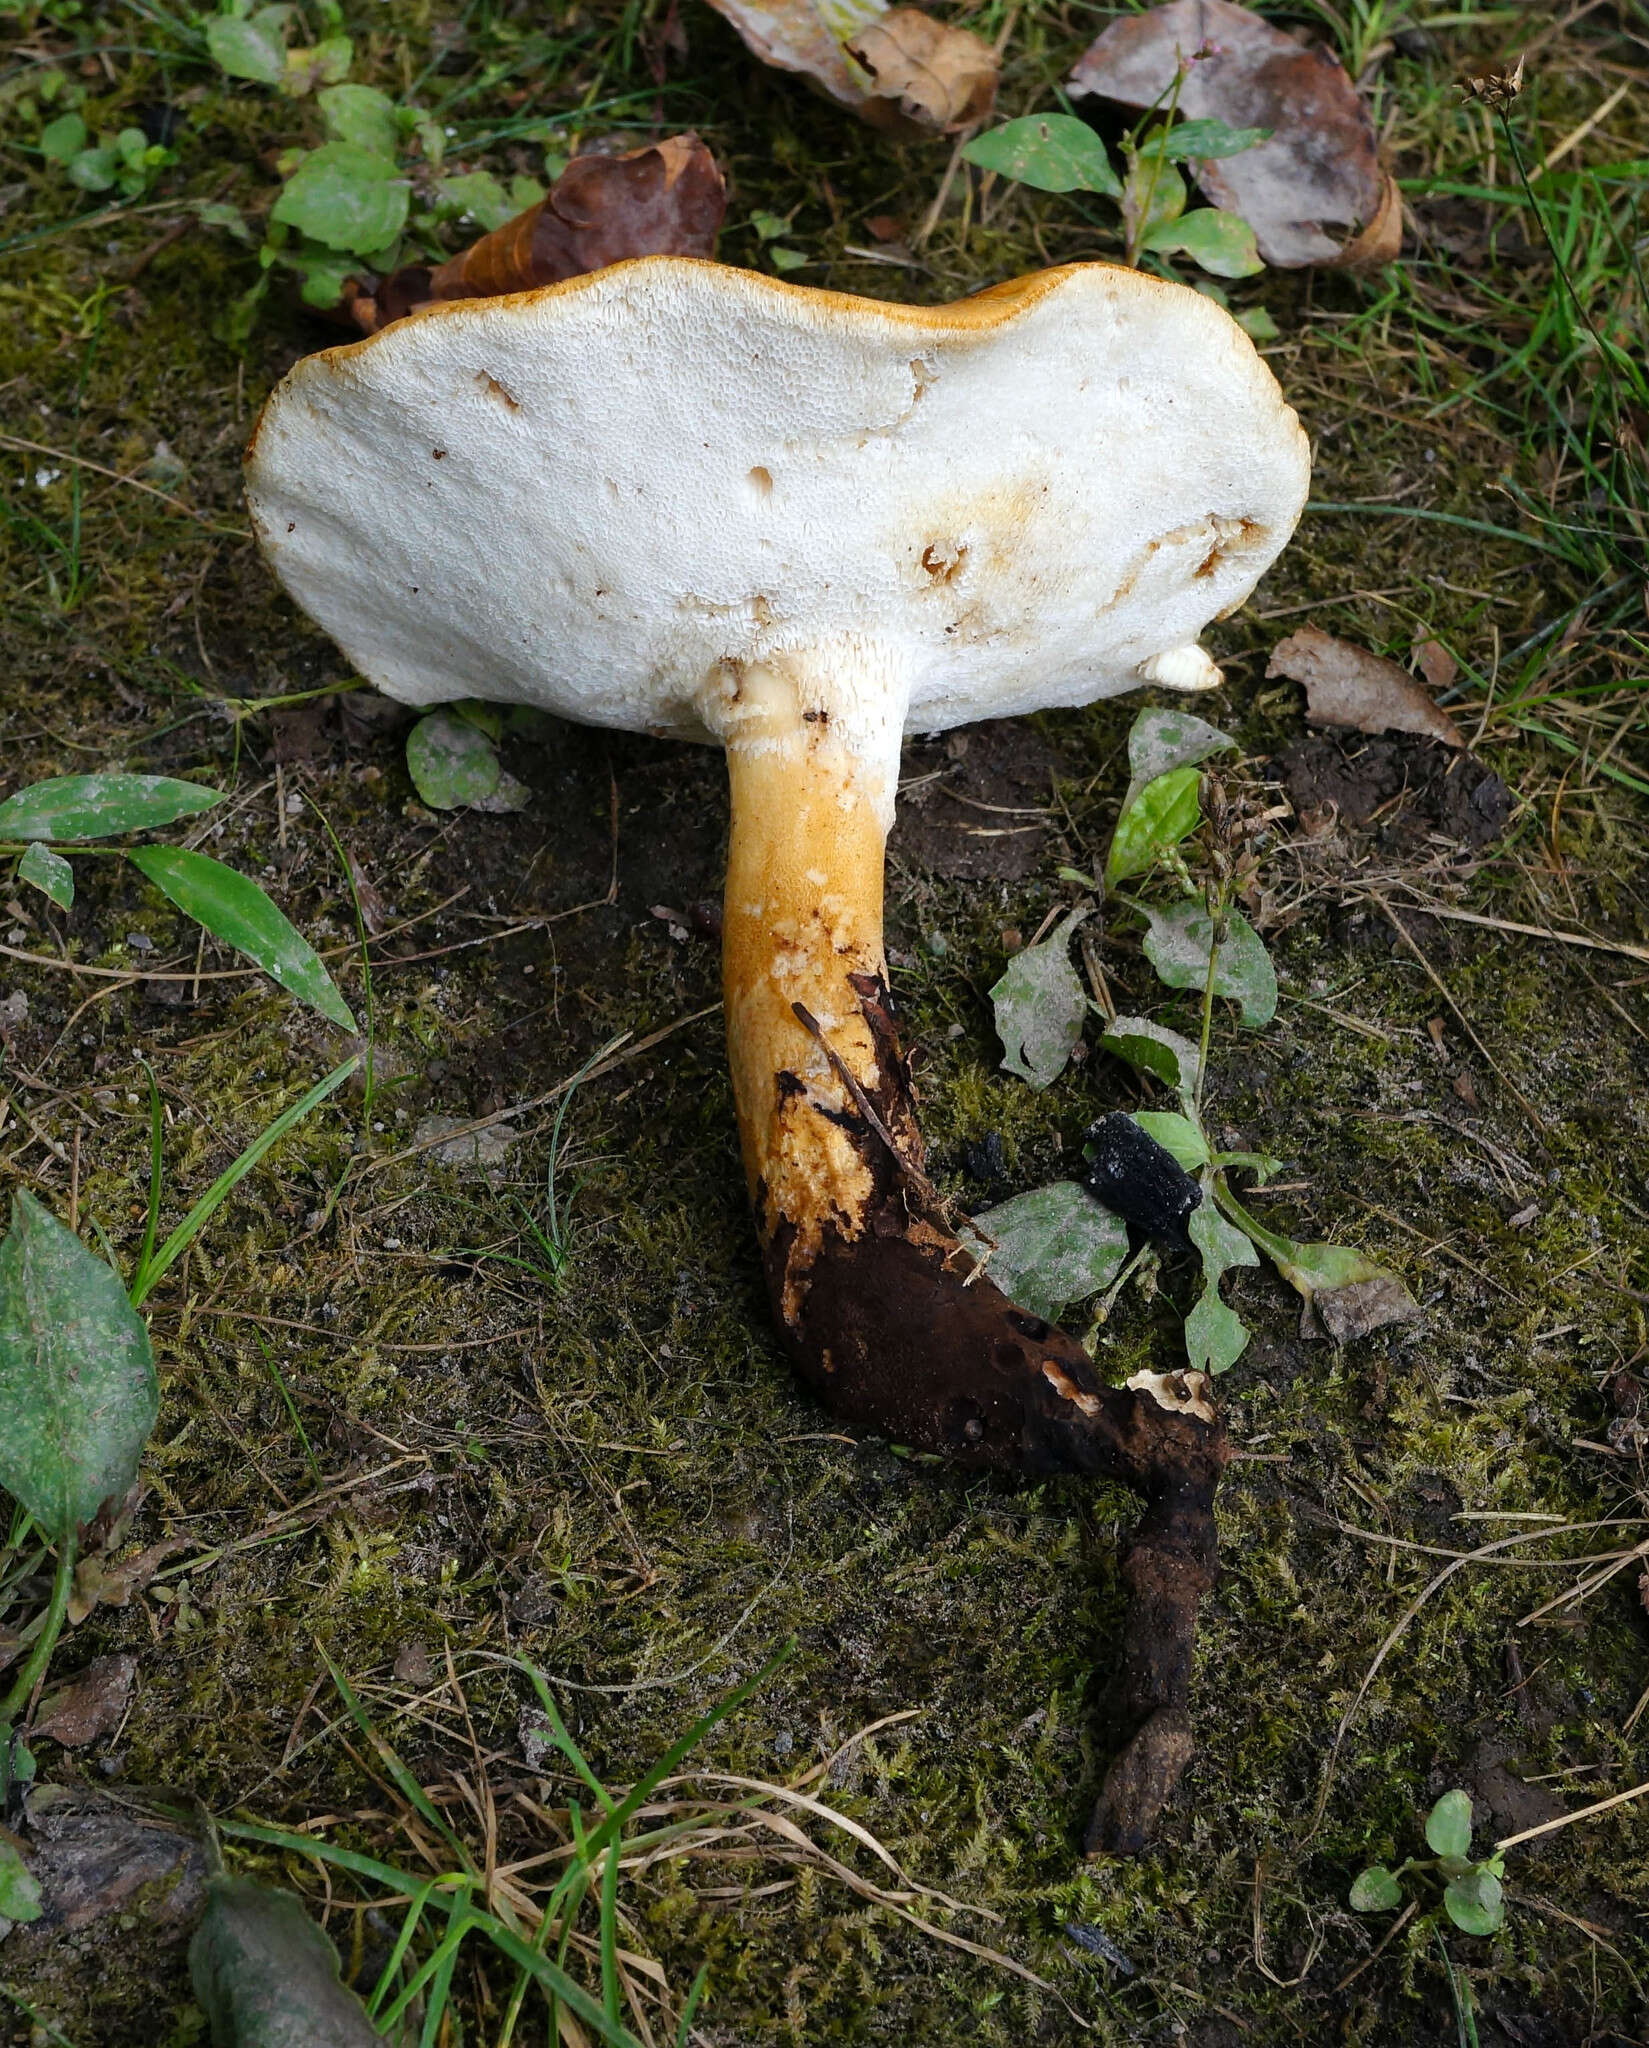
[[761, 976, 1227, 1854]]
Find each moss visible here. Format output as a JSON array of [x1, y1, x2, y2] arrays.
[[2, 0, 1647, 2041]]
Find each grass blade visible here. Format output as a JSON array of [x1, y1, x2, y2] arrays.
[[129, 1055, 358, 1307]]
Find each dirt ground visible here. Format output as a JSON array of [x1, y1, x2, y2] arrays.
[[2, 2, 1648, 2044]]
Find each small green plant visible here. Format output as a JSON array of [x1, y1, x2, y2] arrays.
[[963, 59, 1269, 285], [1351, 1788, 1507, 1937], [983, 706, 1417, 1366], [39, 109, 177, 199], [404, 702, 531, 813], [0, 772, 355, 1030], [198, 1, 555, 327], [0, 1058, 356, 1822], [194, 1643, 791, 2044]]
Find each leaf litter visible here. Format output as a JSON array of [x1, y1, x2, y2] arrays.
[[702, 0, 996, 133], [1268, 625, 1465, 747], [1069, 0, 1401, 269], [348, 135, 727, 332]]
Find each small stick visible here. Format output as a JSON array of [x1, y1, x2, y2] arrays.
[[1369, 892, 1549, 1132], [1496, 1775, 1649, 1853], [790, 1001, 936, 1207]]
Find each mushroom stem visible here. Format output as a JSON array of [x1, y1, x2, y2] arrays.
[[709, 652, 1228, 1853]]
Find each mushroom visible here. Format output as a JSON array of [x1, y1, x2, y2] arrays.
[[245, 256, 1309, 1850]]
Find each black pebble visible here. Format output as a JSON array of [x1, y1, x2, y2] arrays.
[[1082, 1113, 1202, 1241]]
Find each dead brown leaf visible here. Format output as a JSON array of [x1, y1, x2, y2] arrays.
[[16, 1784, 208, 1937], [1069, 0, 1400, 269], [1305, 1272, 1422, 1345], [844, 9, 997, 132], [33, 1653, 137, 1748], [353, 135, 727, 332], [1413, 635, 1459, 691], [703, 0, 995, 133], [1267, 626, 1464, 747], [68, 1536, 193, 1625]]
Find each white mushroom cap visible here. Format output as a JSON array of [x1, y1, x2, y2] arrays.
[[246, 256, 1308, 758]]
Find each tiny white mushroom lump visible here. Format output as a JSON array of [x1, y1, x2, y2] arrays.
[[246, 256, 1309, 773]]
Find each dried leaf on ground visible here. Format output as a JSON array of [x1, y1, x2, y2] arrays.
[[33, 1653, 137, 1748], [844, 9, 997, 132], [1268, 626, 1463, 747], [352, 135, 727, 331], [17, 1784, 208, 1936], [1069, 0, 1401, 269], [1414, 635, 1459, 691], [703, 0, 995, 133], [68, 1535, 194, 1624]]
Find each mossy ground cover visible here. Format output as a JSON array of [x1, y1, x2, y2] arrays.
[[1, 0, 1646, 2041]]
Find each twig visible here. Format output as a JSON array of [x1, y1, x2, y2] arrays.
[[1330, 1899, 1419, 1996], [1384, 896, 1649, 967], [1496, 1776, 1649, 1853], [790, 1001, 936, 1206], [0, 432, 249, 536], [1367, 892, 1550, 1131]]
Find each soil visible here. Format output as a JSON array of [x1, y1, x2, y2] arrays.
[[1273, 729, 1514, 849], [891, 721, 1070, 880]]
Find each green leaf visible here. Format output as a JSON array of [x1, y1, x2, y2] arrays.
[[126, 847, 356, 1031], [1426, 1789, 1474, 1860], [1123, 707, 1234, 807], [0, 1839, 43, 1925], [198, 199, 253, 242], [0, 772, 221, 844], [412, 112, 446, 170], [1139, 900, 1277, 1028], [18, 842, 72, 909], [189, 1876, 380, 2046], [1107, 763, 1202, 883], [1184, 1194, 1257, 1374], [38, 111, 87, 162], [1349, 1866, 1403, 1913], [1122, 147, 1185, 251], [750, 210, 790, 240], [1159, 119, 1272, 161], [1130, 1111, 1209, 1172], [0, 1193, 158, 1542], [962, 114, 1121, 197], [1237, 305, 1279, 342], [406, 710, 503, 810], [438, 169, 516, 233], [990, 909, 1088, 1091], [1444, 1866, 1504, 1937], [1212, 1183, 1420, 1342], [769, 246, 808, 271], [1144, 207, 1264, 279], [206, 11, 288, 83], [68, 147, 119, 193], [317, 83, 399, 159], [271, 142, 408, 254], [962, 1182, 1128, 1324], [282, 243, 359, 309], [283, 35, 353, 94], [1097, 1016, 1200, 1106]]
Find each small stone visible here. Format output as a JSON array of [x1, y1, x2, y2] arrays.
[[393, 1643, 433, 1685]]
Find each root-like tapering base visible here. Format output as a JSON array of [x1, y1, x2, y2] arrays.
[[760, 975, 1227, 1855]]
